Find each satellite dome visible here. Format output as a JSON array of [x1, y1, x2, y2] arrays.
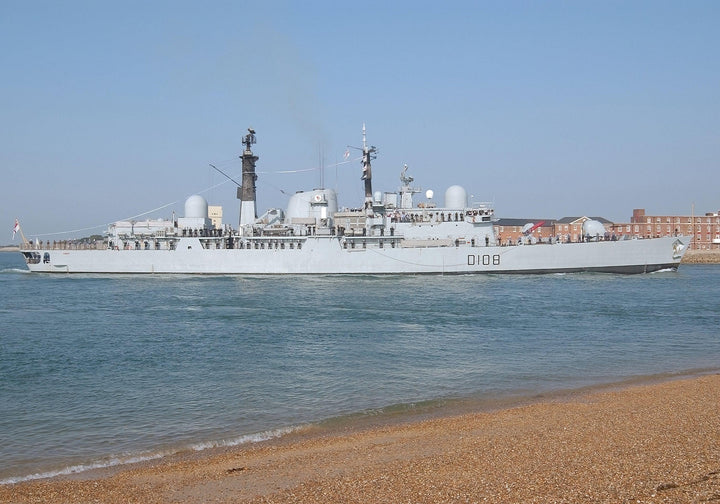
[[184, 194, 208, 219], [582, 219, 606, 236], [444, 185, 467, 209]]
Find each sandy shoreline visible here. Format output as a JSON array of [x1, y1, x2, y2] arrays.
[[3, 374, 719, 503]]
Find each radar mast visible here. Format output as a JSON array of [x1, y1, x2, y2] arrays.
[[360, 123, 377, 213], [399, 164, 421, 209], [239, 128, 259, 227]]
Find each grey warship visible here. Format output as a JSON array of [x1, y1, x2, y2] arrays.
[[20, 127, 690, 274]]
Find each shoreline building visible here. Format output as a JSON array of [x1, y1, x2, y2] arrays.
[[495, 209, 720, 250], [208, 205, 223, 230], [495, 216, 614, 245], [624, 209, 720, 250]]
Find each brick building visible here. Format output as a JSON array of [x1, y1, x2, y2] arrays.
[[554, 216, 615, 242], [494, 209, 720, 249], [623, 208, 720, 250], [495, 216, 613, 245], [494, 218, 555, 246]]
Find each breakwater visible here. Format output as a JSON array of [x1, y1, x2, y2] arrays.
[[682, 249, 720, 264]]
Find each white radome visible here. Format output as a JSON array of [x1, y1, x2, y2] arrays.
[[444, 185, 467, 209], [184, 195, 208, 219]]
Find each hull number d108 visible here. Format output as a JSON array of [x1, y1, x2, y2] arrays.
[[467, 254, 501, 266]]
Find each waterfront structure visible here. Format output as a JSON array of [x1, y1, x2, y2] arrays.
[[495, 210, 719, 250], [495, 216, 615, 245], [208, 206, 223, 230], [625, 209, 720, 250]]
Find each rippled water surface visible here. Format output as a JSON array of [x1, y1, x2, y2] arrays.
[[1, 252, 718, 483]]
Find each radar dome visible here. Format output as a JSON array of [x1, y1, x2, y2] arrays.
[[582, 219, 606, 237], [444, 185, 467, 209], [425, 189, 434, 200], [184, 194, 208, 219]]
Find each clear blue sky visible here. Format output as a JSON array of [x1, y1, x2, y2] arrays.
[[2, 0, 718, 241]]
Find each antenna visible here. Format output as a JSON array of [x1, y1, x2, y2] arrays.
[[347, 124, 378, 209], [243, 128, 256, 152], [400, 164, 414, 185], [319, 145, 325, 189], [209, 164, 242, 187]]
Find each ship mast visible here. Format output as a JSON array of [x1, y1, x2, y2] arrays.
[[360, 123, 377, 212], [239, 128, 259, 227], [399, 164, 421, 209]]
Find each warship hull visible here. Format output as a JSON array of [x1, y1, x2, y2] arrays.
[[22, 235, 688, 275]]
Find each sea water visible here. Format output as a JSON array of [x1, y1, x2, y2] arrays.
[[1, 251, 719, 483]]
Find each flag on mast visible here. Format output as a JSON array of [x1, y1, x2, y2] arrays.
[[12, 219, 19, 240]]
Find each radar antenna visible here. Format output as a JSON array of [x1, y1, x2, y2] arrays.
[[400, 164, 414, 185], [243, 128, 257, 152], [398, 163, 421, 209]]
